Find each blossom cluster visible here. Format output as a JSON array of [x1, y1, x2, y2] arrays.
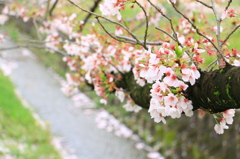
[[99, 0, 127, 20], [214, 109, 235, 134]]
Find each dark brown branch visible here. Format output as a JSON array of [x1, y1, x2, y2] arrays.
[[221, 24, 240, 47], [169, 1, 228, 66], [116, 71, 151, 109], [95, 17, 136, 45], [210, 0, 224, 67], [116, 65, 240, 114], [49, 0, 59, 16], [68, 0, 146, 49], [147, 0, 178, 40], [195, 0, 212, 9], [148, 0, 196, 66], [80, 0, 102, 31], [135, 1, 149, 48], [116, 35, 163, 46], [45, 0, 51, 19], [186, 65, 240, 113], [155, 27, 176, 41], [225, 0, 233, 11]]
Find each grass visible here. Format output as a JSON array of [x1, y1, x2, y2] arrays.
[[0, 71, 61, 158]]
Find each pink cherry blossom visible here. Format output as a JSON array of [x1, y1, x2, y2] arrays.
[[190, 64, 200, 78], [151, 81, 169, 94], [149, 98, 166, 123], [222, 109, 235, 124], [149, 53, 160, 64], [214, 119, 229, 134], [163, 93, 178, 107], [178, 81, 188, 91], [99, 0, 124, 20], [163, 73, 179, 87], [214, 124, 224, 134]]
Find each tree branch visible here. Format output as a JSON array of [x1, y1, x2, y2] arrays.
[[49, 0, 59, 16], [147, 0, 178, 41], [0, 44, 68, 56], [225, 0, 233, 11], [155, 27, 176, 42], [221, 24, 240, 47], [95, 17, 137, 45], [68, 0, 148, 49], [45, 0, 51, 19], [210, 0, 225, 67], [169, 1, 226, 65], [80, 0, 102, 31], [135, 1, 149, 48], [195, 0, 212, 9], [116, 35, 163, 45]]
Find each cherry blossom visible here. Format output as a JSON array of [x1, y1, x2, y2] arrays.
[[213, 109, 235, 134], [163, 93, 178, 107], [181, 64, 200, 85], [115, 88, 125, 102], [99, 0, 125, 20], [148, 98, 166, 123], [222, 109, 235, 124], [123, 100, 142, 113]]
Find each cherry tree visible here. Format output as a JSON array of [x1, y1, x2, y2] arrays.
[[0, 0, 240, 135]]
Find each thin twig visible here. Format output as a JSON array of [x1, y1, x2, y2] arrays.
[[96, 17, 163, 46], [116, 35, 163, 45], [95, 17, 135, 45], [205, 59, 218, 71], [135, 1, 149, 48], [148, 0, 199, 67], [169, 1, 221, 55], [68, 0, 142, 47], [195, 0, 212, 9], [221, 24, 240, 47], [49, 0, 59, 16], [147, 0, 178, 42], [211, 0, 225, 67], [80, 0, 102, 31], [0, 44, 68, 56], [155, 27, 176, 41], [19, 36, 56, 43], [45, 0, 51, 19], [225, 0, 233, 11]]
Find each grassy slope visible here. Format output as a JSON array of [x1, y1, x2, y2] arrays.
[[0, 71, 61, 159]]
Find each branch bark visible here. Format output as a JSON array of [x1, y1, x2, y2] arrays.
[[49, 0, 59, 17], [116, 65, 240, 113], [80, 0, 102, 31]]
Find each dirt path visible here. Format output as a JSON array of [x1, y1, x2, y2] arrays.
[[0, 40, 149, 159]]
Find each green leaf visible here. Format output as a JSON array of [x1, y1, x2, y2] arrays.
[[100, 74, 107, 81], [175, 43, 183, 58], [9, 29, 19, 41]]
